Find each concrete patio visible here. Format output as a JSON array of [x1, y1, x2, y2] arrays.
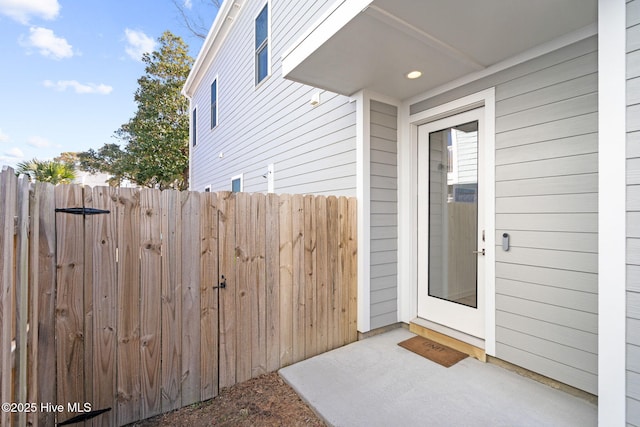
[[280, 328, 597, 427]]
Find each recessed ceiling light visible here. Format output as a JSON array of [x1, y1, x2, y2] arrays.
[[406, 70, 422, 79]]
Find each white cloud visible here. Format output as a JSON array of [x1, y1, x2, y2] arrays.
[[26, 136, 51, 148], [0, 147, 24, 167], [0, 129, 9, 143], [124, 28, 155, 62], [23, 27, 73, 60], [5, 147, 24, 158], [0, 0, 60, 24], [184, 0, 193, 9], [43, 80, 113, 95]]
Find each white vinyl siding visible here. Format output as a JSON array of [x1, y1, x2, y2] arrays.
[[190, 0, 356, 196], [411, 37, 598, 394], [369, 100, 398, 329], [628, 1, 640, 424]]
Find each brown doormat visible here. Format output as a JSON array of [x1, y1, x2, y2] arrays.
[[398, 336, 468, 368]]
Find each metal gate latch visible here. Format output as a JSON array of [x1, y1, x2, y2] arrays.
[[214, 275, 227, 289]]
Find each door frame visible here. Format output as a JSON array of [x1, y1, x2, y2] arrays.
[[398, 88, 496, 355]]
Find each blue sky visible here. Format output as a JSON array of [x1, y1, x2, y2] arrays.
[[0, 0, 218, 168]]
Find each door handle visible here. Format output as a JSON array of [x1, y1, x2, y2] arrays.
[[472, 249, 485, 256]]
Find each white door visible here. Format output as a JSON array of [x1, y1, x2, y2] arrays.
[[417, 108, 486, 339]]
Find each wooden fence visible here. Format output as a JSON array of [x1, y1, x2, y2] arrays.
[[0, 166, 358, 426]]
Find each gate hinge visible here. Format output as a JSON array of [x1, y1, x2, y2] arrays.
[[55, 207, 111, 216]]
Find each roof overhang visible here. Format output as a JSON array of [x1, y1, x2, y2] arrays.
[[282, 0, 597, 100], [183, 0, 244, 99]]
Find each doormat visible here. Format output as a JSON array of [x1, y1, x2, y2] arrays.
[[398, 336, 468, 368]]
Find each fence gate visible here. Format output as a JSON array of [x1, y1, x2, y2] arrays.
[[50, 185, 219, 426], [45, 185, 357, 427]]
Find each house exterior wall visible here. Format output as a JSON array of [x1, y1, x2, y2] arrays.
[[627, 0, 640, 423], [369, 100, 398, 329], [410, 37, 599, 394], [189, 0, 357, 196]]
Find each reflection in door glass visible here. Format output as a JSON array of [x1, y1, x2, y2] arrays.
[[428, 121, 478, 308]]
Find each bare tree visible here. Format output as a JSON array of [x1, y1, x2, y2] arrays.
[[172, 0, 221, 39]]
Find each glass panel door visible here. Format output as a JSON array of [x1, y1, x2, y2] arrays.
[[428, 121, 478, 308], [417, 106, 486, 340]]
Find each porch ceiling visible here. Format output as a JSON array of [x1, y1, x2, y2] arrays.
[[281, 0, 597, 100]]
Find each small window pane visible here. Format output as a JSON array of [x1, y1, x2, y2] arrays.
[[255, 5, 268, 48], [256, 45, 268, 83], [192, 108, 197, 146], [211, 79, 217, 128], [232, 178, 241, 193]]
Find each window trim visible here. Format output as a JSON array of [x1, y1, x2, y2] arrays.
[[254, 2, 270, 86], [231, 173, 244, 192], [211, 77, 218, 129]]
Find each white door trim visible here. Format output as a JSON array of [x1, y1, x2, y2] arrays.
[[597, 0, 626, 423], [398, 88, 496, 355]]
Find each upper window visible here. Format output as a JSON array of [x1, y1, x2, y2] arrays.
[[255, 4, 269, 85], [211, 79, 218, 129], [192, 108, 197, 146]]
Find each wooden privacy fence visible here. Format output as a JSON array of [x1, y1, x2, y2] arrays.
[[0, 166, 358, 426]]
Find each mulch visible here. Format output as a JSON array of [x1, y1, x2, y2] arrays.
[[127, 372, 326, 426]]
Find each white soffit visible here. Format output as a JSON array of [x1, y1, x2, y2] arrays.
[[282, 0, 597, 100], [183, 0, 245, 98]]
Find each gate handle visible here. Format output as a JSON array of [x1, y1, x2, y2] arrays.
[[214, 275, 227, 289]]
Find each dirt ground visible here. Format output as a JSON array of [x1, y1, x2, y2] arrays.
[[128, 372, 326, 426]]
